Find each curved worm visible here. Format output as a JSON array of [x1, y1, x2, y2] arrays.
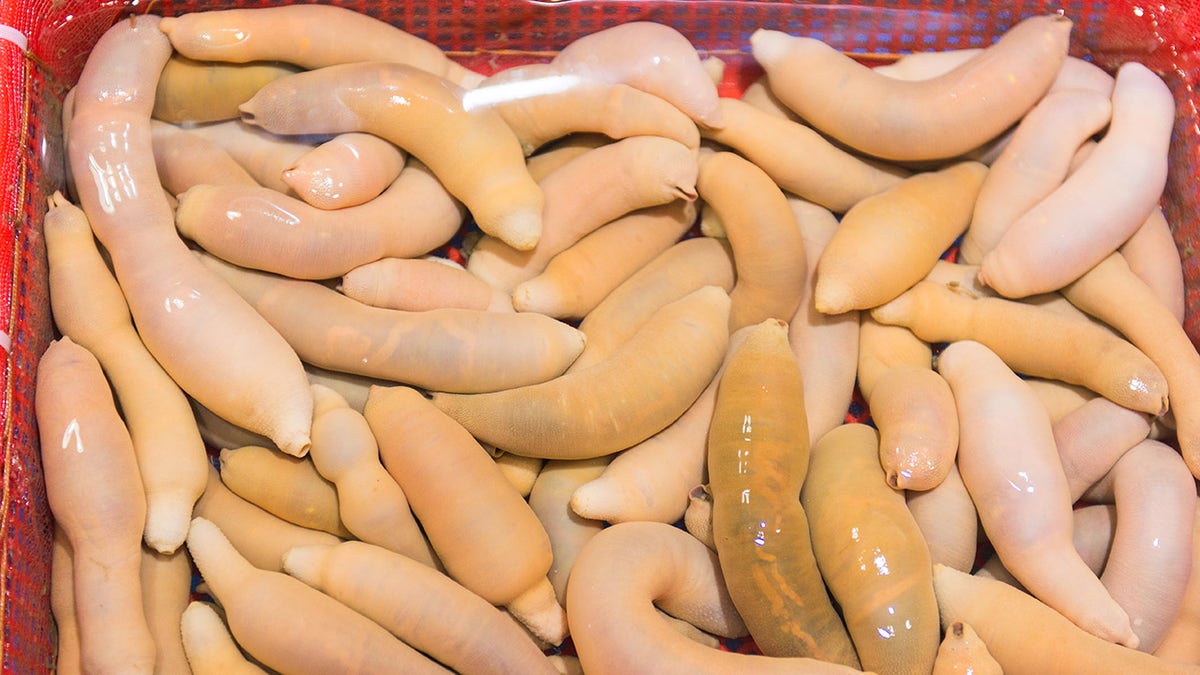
[[698, 150, 807, 331], [176, 159, 464, 280], [477, 63, 700, 154], [569, 324, 754, 525], [567, 521, 865, 675], [548, 21, 722, 126], [239, 61, 543, 250], [511, 201, 695, 319], [68, 14, 314, 457], [430, 286, 731, 459], [751, 14, 1071, 161], [281, 132, 407, 210], [960, 88, 1113, 265], [700, 97, 907, 213], [466, 135, 698, 293], [159, 5, 483, 88], [979, 61, 1176, 297], [568, 236, 735, 373], [1081, 439, 1197, 652], [873, 279, 1170, 416]]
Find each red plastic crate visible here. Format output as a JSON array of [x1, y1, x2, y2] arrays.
[[1, 0, 1199, 671]]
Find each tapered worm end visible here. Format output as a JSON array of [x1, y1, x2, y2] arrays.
[[509, 283, 539, 314], [675, 183, 700, 202], [181, 601, 218, 631], [460, 71, 488, 89], [507, 577, 570, 646], [493, 208, 542, 251], [280, 544, 331, 585], [695, 105, 725, 129], [570, 477, 624, 520], [186, 517, 235, 578], [143, 498, 195, 555], [813, 278, 853, 316], [975, 261, 995, 289], [748, 29, 792, 68], [277, 431, 313, 459], [238, 104, 258, 126], [951, 621, 964, 638]]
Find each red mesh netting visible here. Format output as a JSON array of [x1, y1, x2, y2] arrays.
[[2, 0, 1199, 671]]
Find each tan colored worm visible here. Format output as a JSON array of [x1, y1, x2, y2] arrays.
[[430, 286, 731, 459], [152, 54, 299, 124], [186, 517, 449, 674], [547, 21, 723, 126], [700, 97, 908, 213], [159, 5, 483, 88], [365, 385, 566, 645], [140, 546, 193, 675], [283, 541, 560, 674], [307, 384, 440, 569], [477, 62, 701, 154], [698, 150, 807, 331], [511, 201, 696, 319], [751, 14, 1072, 161], [569, 324, 753, 526], [150, 121, 259, 195], [342, 256, 514, 313], [528, 458, 610, 603], [568, 521, 867, 675], [192, 464, 341, 573], [200, 252, 586, 394], [466, 135, 698, 293], [786, 198, 861, 446], [239, 61, 543, 250]]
